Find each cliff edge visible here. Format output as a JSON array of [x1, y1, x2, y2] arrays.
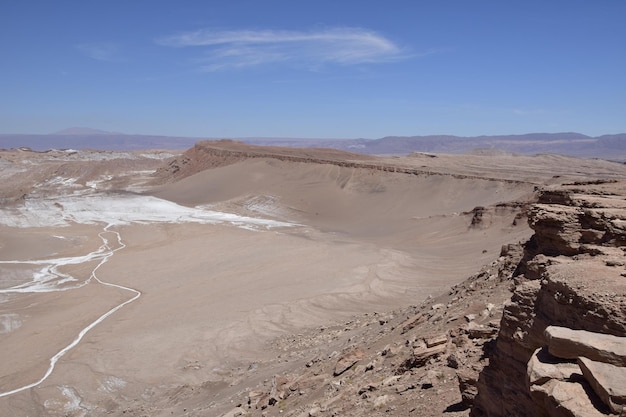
[[472, 180, 626, 416]]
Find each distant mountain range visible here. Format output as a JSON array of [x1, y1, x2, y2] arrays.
[[0, 128, 201, 152], [1, 128, 625, 161]]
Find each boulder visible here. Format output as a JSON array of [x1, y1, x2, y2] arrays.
[[545, 326, 626, 367], [333, 349, 366, 376], [578, 357, 626, 414]]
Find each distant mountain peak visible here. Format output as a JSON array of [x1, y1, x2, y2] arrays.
[[52, 127, 120, 135]]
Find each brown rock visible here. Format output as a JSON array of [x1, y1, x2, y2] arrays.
[[270, 374, 291, 399], [466, 321, 498, 339], [421, 369, 442, 389], [447, 353, 460, 369], [412, 344, 447, 366], [541, 379, 607, 417], [255, 393, 274, 410], [248, 389, 265, 406], [527, 346, 581, 386], [292, 374, 329, 391], [457, 368, 479, 408], [545, 326, 626, 367], [381, 343, 404, 358], [425, 333, 448, 348], [334, 349, 366, 376], [400, 313, 424, 334], [578, 356, 626, 414]]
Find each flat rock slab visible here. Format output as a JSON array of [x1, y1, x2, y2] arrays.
[[424, 334, 448, 348], [578, 356, 626, 414], [466, 321, 498, 339], [334, 349, 366, 376], [535, 379, 608, 417], [527, 346, 581, 386], [545, 326, 626, 367], [412, 343, 447, 366]]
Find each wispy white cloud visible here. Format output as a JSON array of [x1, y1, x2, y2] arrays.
[[511, 107, 549, 116], [156, 28, 407, 71], [76, 42, 118, 61]]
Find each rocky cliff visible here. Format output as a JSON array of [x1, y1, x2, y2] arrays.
[[471, 180, 626, 416]]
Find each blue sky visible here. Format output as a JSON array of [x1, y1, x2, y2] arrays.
[[2, 1, 625, 138]]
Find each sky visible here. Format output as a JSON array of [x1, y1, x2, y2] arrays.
[[1, 0, 625, 138]]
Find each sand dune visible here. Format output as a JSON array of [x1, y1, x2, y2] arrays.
[[154, 158, 532, 240]]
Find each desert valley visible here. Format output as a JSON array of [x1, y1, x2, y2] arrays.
[[1, 139, 625, 417]]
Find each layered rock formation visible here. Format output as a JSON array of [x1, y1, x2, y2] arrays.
[[472, 180, 626, 416], [154, 140, 529, 185]]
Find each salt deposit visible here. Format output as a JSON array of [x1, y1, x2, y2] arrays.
[[0, 193, 295, 229]]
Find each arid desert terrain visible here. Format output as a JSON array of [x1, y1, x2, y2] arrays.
[[1, 141, 626, 417]]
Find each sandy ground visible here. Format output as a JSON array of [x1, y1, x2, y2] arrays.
[[0, 216, 527, 415], [1, 146, 626, 416]]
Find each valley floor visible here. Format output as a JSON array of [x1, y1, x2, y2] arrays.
[[0, 145, 625, 416]]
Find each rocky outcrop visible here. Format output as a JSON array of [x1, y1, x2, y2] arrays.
[[468, 202, 529, 229], [526, 328, 626, 416], [471, 181, 626, 417]]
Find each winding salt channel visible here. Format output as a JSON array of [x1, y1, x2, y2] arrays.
[[0, 224, 140, 398], [0, 192, 295, 398]]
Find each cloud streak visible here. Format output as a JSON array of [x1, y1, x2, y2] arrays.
[[157, 28, 406, 71], [76, 43, 118, 62]]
